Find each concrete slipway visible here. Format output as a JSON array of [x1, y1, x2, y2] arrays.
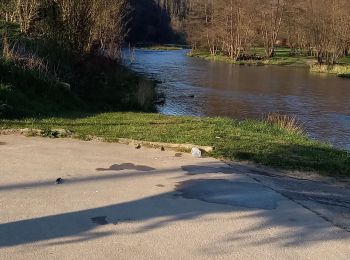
[[0, 135, 349, 259]]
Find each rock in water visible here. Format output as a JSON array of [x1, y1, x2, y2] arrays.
[[191, 147, 202, 158]]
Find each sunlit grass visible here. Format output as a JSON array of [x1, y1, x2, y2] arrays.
[[310, 64, 350, 78], [188, 48, 350, 77], [1, 112, 349, 176], [188, 48, 315, 67]]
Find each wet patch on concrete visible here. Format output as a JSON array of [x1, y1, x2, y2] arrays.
[[91, 216, 108, 225], [96, 163, 155, 172], [181, 165, 236, 175], [177, 179, 284, 210]]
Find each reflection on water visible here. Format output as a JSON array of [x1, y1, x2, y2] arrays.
[[124, 49, 350, 150]]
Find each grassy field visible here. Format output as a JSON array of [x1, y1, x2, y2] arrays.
[[188, 48, 350, 77], [1, 112, 349, 176]]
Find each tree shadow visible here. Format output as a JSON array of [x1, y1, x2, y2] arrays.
[[0, 163, 349, 249], [0, 166, 177, 192], [96, 163, 155, 172], [181, 165, 239, 175], [0, 183, 348, 249]]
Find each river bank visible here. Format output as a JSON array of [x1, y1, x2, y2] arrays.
[[188, 48, 350, 78], [0, 21, 156, 118], [1, 112, 349, 176], [1, 21, 349, 177]]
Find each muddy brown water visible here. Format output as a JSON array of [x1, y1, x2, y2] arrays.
[[124, 49, 350, 150]]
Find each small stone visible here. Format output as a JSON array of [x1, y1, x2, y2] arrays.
[[135, 144, 141, 149], [51, 129, 71, 138], [55, 178, 64, 184], [191, 147, 202, 158]]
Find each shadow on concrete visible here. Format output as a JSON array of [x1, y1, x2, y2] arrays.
[[0, 166, 176, 192], [0, 163, 349, 249], [181, 165, 238, 175], [0, 142, 6, 145], [0, 186, 348, 249], [96, 163, 155, 172]]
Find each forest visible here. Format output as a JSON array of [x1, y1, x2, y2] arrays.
[[150, 0, 350, 66]]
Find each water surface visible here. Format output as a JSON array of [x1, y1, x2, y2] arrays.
[[125, 49, 350, 150]]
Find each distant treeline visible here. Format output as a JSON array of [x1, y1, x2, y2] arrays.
[[127, 0, 350, 65], [1, 0, 350, 65]]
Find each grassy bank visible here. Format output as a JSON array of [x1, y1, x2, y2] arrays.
[[0, 21, 156, 118], [1, 112, 349, 176], [142, 45, 184, 51], [188, 48, 350, 77], [187, 48, 312, 67], [2, 20, 349, 177], [310, 64, 350, 78]]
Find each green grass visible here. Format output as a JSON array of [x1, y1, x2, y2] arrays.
[[310, 64, 350, 78], [188, 48, 314, 67], [188, 48, 350, 77], [338, 55, 350, 65], [1, 112, 349, 176]]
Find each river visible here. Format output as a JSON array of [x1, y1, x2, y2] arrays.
[[124, 49, 350, 151]]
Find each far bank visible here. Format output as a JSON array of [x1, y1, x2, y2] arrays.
[[187, 48, 350, 78]]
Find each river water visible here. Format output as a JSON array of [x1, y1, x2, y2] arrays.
[[124, 49, 350, 151]]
